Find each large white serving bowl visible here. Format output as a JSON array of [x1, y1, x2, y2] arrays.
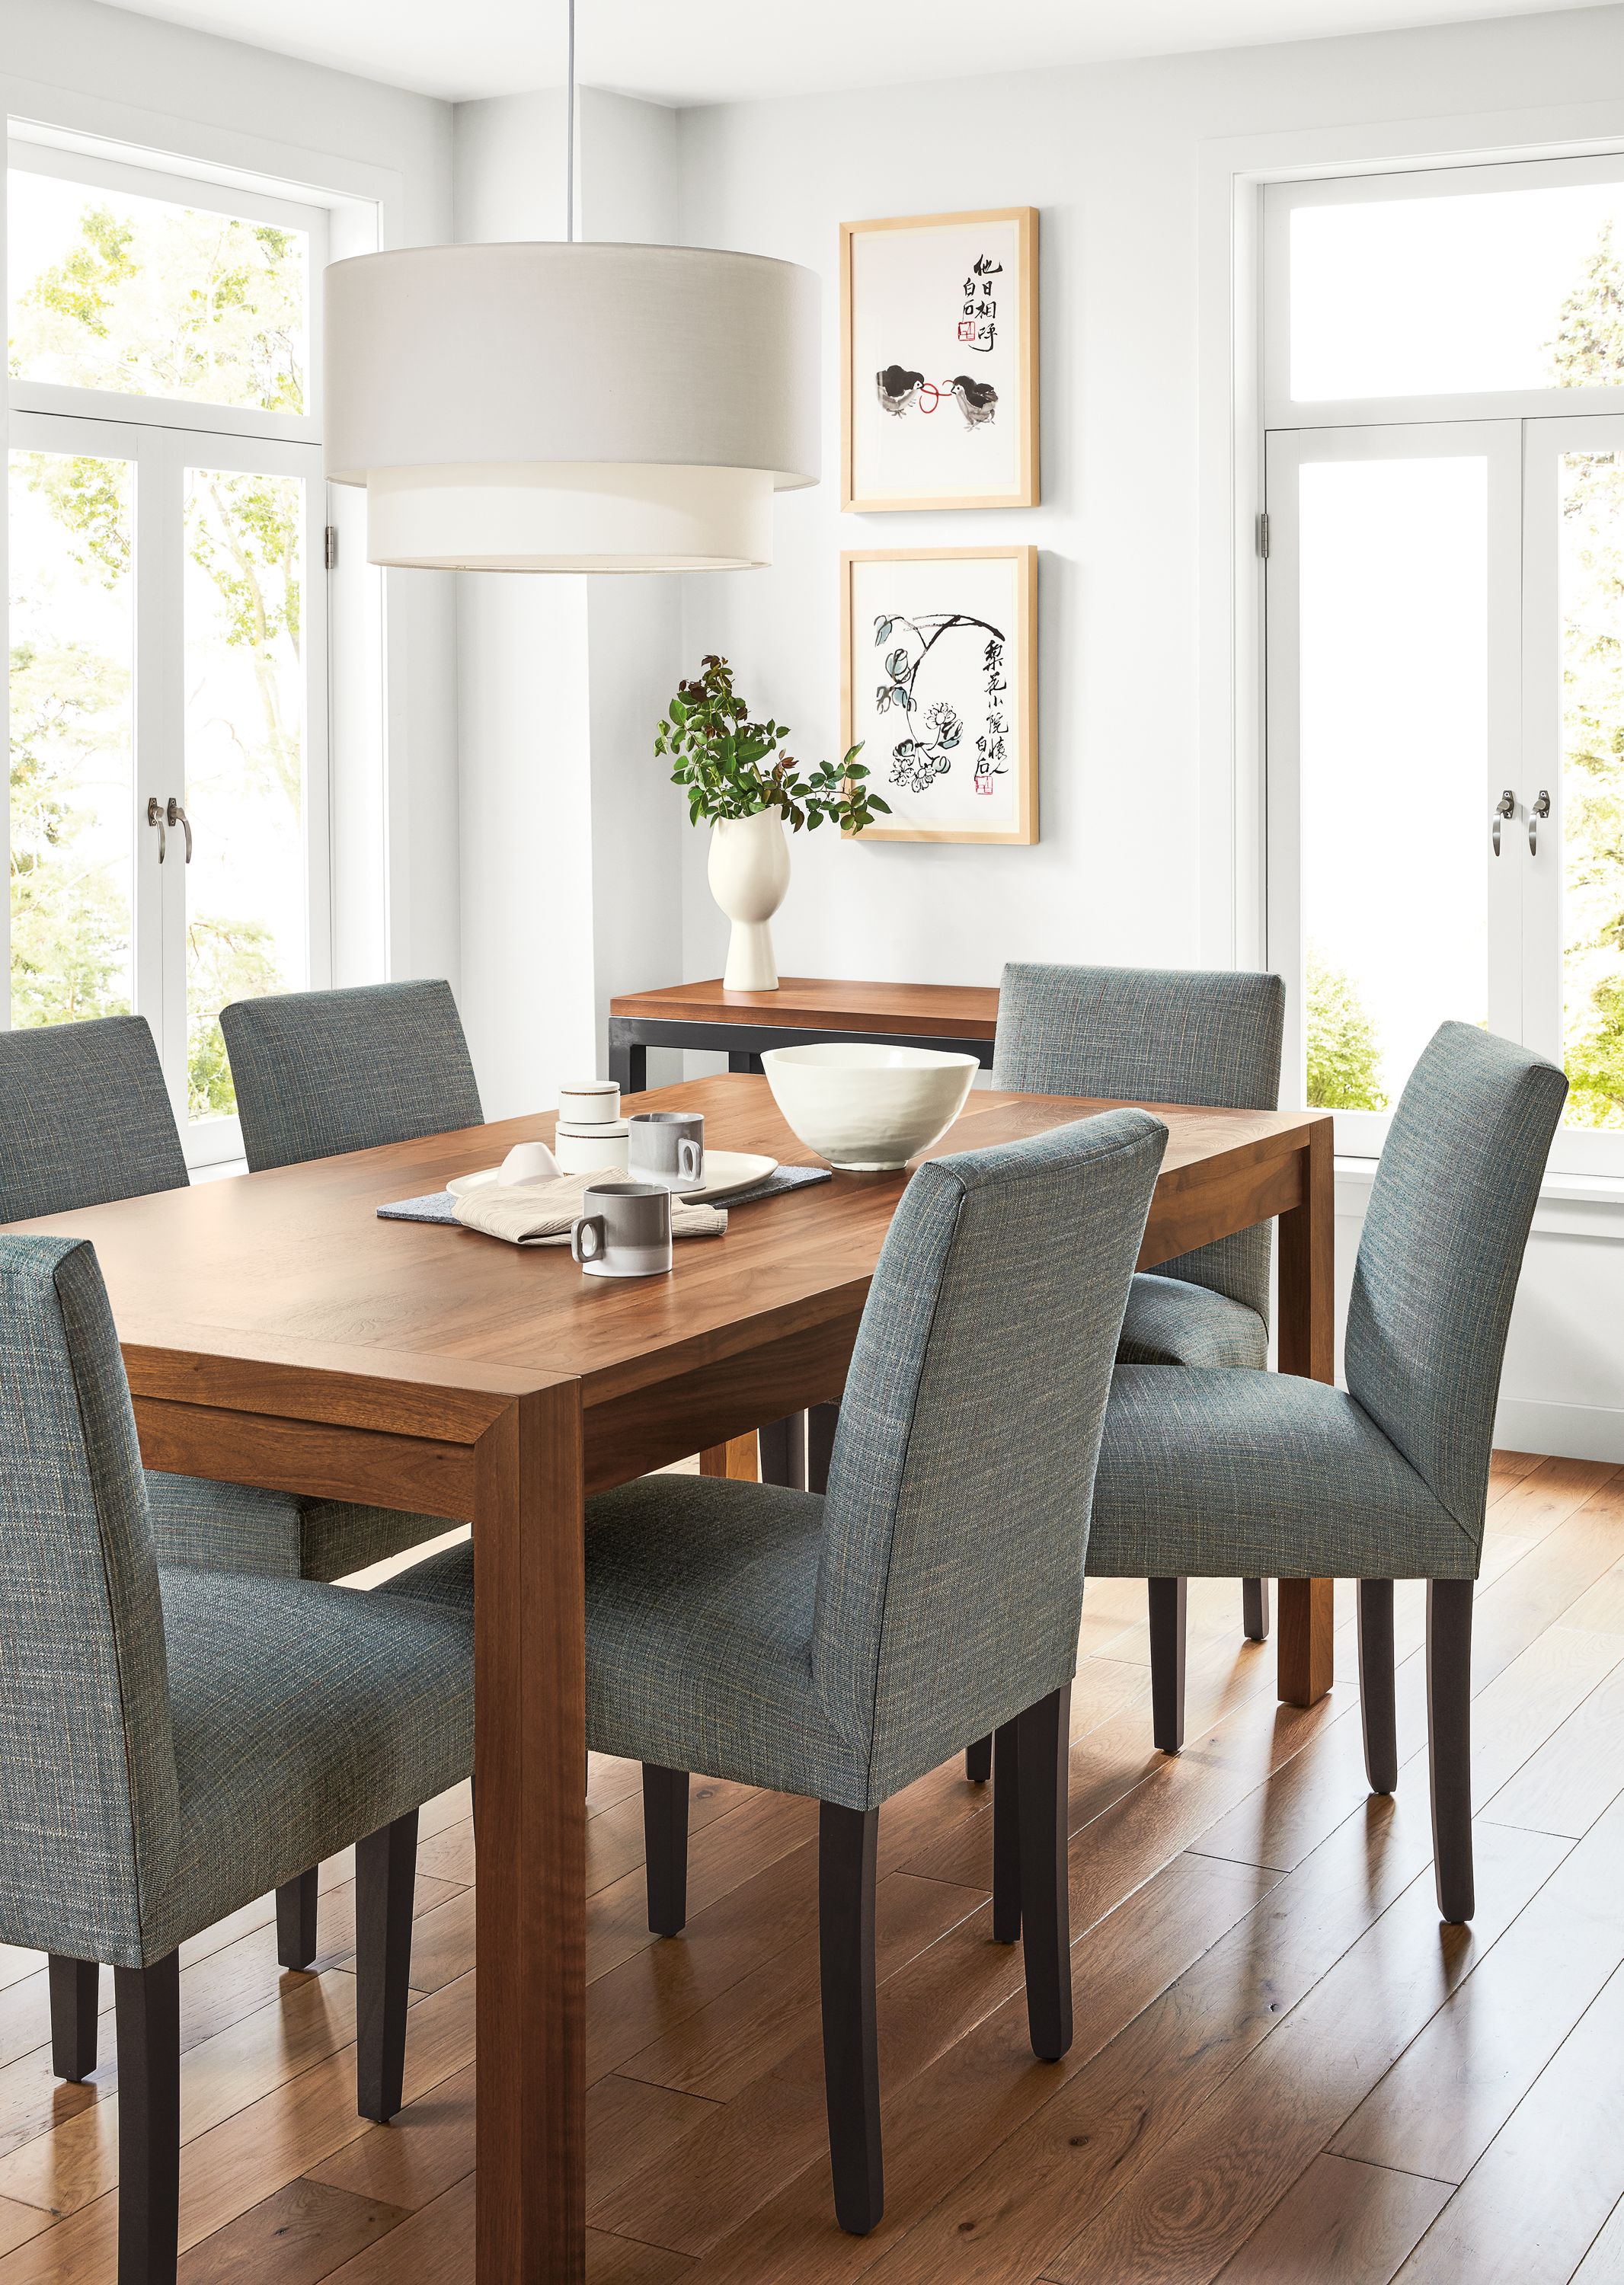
[[762, 1042, 979, 1171]]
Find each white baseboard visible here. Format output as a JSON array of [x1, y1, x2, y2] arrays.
[[1494, 1398, 1624, 1465]]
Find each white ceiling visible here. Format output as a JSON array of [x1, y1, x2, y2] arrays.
[[96, 0, 1617, 107]]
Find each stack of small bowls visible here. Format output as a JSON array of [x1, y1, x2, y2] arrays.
[[554, 1081, 631, 1174]]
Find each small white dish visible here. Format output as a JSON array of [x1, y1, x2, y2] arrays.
[[498, 1140, 561, 1186], [558, 1079, 621, 1126], [555, 1118, 631, 1174], [762, 1043, 977, 1171]]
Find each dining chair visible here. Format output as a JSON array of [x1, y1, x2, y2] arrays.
[[987, 961, 1287, 1765], [219, 977, 483, 1172], [0, 1231, 474, 2285], [385, 1107, 1168, 2232], [0, 1015, 455, 2030], [1087, 1022, 1566, 1923]]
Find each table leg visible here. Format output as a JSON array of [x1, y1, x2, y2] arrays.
[[607, 1035, 647, 1097], [1275, 1116, 1335, 1708], [475, 1384, 587, 2284], [700, 1437, 759, 1481]]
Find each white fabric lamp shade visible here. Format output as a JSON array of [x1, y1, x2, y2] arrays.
[[324, 241, 820, 572]]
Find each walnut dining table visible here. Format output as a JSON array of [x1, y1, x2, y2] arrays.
[[12, 1073, 1333, 2284]]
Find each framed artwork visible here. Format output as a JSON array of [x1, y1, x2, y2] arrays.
[[842, 546, 1037, 845], [841, 207, 1039, 513]]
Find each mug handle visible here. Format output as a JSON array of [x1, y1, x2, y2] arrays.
[[571, 1214, 606, 1265], [678, 1137, 702, 1181]]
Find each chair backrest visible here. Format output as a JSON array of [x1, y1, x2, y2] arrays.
[[0, 1235, 177, 1966], [992, 963, 1284, 1319], [813, 1109, 1167, 1802], [220, 980, 484, 1171], [1346, 1021, 1566, 1540], [0, 1017, 187, 1222]]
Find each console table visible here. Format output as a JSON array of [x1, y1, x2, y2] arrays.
[[607, 975, 1000, 1093]]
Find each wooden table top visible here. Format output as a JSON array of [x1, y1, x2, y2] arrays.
[[608, 976, 1002, 1038], [10, 1077, 1318, 1420]]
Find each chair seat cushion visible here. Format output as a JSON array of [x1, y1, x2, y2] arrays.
[[144, 1472, 447, 1584], [383, 1475, 865, 1804], [152, 1571, 474, 1957], [1117, 1274, 1268, 1369], [1088, 1366, 1477, 1581]]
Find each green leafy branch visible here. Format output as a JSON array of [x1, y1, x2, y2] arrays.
[[654, 653, 889, 834]]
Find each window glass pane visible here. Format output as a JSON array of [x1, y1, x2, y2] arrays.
[[183, 467, 306, 1123], [1559, 450, 1624, 1127], [1300, 458, 1488, 1111], [1290, 182, 1624, 400], [8, 447, 134, 1026], [8, 169, 306, 414]]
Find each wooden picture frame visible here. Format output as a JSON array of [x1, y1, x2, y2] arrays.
[[841, 207, 1039, 513], [842, 546, 1038, 845]]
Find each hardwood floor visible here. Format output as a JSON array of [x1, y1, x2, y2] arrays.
[[7, 1449, 1624, 2281]]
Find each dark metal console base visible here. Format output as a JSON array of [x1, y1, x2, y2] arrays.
[[608, 1016, 995, 1095]]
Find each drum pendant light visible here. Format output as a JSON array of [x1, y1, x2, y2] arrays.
[[322, 0, 818, 572]]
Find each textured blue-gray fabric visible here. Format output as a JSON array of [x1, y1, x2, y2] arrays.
[[0, 1017, 187, 1219], [993, 963, 1285, 1344], [0, 1234, 474, 1969], [1344, 1022, 1568, 1536], [1090, 1024, 1567, 1590], [141, 1479, 445, 1580], [219, 980, 483, 1173], [1089, 1366, 1473, 1579], [391, 1111, 1168, 1811], [1117, 1274, 1268, 1369], [296, 1501, 454, 1581]]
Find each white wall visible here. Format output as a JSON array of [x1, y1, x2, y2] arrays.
[[451, 88, 686, 1116], [0, 0, 461, 990], [670, 3, 1624, 1456]]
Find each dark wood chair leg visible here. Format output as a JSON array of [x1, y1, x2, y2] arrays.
[[275, 1869, 318, 1971], [356, 1810, 418, 2123], [1149, 1577, 1188, 1754], [642, 1765, 691, 1937], [819, 1801, 883, 2236], [1427, 1579, 1475, 1925], [992, 1716, 1022, 1942], [808, 1402, 840, 1496], [113, 1951, 179, 2285], [48, 1954, 99, 2082], [759, 1414, 808, 1488], [1359, 1579, 1399, 1796], [964, 1734, 992, 1783], [1016, 1684, 1073, 2062], [1242, 1577, 1270, 1641]]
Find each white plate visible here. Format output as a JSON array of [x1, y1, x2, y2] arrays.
[[446, 1149, 778, 1204]]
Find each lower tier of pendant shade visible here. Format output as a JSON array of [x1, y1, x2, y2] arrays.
[[361, 461, 776, 571]]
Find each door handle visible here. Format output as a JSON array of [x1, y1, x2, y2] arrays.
[[165, 797, 193, 864], [1492, 788, 1515, 855], [1529, 788, 1551, 855], [146, 797, 166, 864]]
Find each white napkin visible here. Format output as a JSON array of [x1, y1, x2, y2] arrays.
[[454, 1174, 726, 1248]]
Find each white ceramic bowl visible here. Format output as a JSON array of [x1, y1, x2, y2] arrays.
[[762, 1043, 978, 1171]]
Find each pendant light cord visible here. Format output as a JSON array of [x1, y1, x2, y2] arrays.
[[564, 0, 577, 244]]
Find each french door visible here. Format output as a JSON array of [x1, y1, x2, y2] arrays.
[[1266, 412, 1624, 1175], [9, 408, 328, 1164]]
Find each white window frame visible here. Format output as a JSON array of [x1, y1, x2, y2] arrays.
[[5, 135, 334, 1165], [1261, 149, 1624, 1179]]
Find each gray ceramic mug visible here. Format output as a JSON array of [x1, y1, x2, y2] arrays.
[[569, 1181, 673, 1279], [628, 1110, 705, 1191]]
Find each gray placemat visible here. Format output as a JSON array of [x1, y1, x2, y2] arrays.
[[377, 1161, 832, 1229]]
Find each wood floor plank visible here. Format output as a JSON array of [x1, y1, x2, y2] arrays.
[[1334, 1788, 1624, 2181], [176, 2176, 408, 2284], [1389, 1962, 1624, 2283], [1570, 2193, 1624, 2281], [318, 2170, 696, 2285], [1041, 1824, 1563, 2285], [1205, 2153, 1452, 2284]]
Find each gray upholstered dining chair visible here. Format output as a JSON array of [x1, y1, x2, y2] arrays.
[[219, 977, 483, 1172], [0, 1231, 474, 2285], [385, 1107, 1168, 2233], [0, 1015, 453, 2030], [1087, 1023, 1566, 1924], [986, 960, 1287, 1766]]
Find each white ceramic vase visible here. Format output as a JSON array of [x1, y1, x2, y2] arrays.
[[708, 808, 791, 991]]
